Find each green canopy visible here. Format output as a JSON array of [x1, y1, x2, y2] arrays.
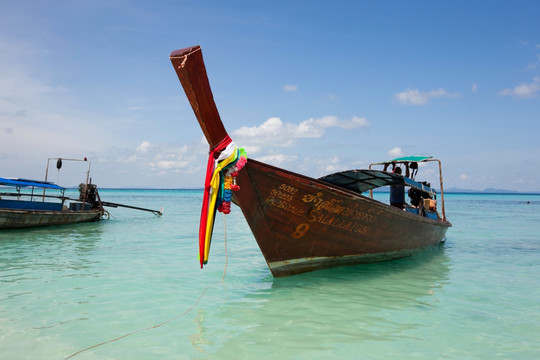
[[390, 156, 432, 163], [370, 156, 433, 166]]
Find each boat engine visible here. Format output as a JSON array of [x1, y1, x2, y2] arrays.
[[408, 182, 432, 207], [78, 183, 99, 207]]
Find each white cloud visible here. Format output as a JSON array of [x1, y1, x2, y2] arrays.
[[526, 54, 540, 70], [283, 84, 298, 92], [234, 117, 285, 138], [394, 88, 460, 105], [387, 147, 404, 157], [460, 174, 468, 180], [136, 141, 151, 153], [154, 159, 190, 170], [232, 116, 369, 152], [499, 76, 540, 98], [307, 115, 370, 130], [318, 156, 342, 173], [106, 141, 206, 179], [256, 153, 298, 167]]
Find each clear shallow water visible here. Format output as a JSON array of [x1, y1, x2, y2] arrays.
[[1, 190, 539, 359]]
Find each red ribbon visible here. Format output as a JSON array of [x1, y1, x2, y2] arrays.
[[199, 135, 232, 268]]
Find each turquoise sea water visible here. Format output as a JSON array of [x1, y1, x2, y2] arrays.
[[1, 190, 539, 359]]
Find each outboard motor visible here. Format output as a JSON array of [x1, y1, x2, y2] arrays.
[[408, 182, 432, 207], [78, 183, 99, 207]]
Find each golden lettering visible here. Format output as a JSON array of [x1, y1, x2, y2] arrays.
[[270, 189, 293, 202], [265, 197, 304, 216], [279, 184, 299, 194], [302, 192, 375, 224], [306, 209, 370, 234]]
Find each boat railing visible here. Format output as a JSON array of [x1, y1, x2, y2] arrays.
[[0, 189, 97, 212], [0, 191, 69, 203], [368, 158, 447, 222], [43, 157, 91, 209]]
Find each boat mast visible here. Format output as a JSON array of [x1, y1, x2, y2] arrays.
[[434, 159, 447, 222], [43, 158, 91, 206]]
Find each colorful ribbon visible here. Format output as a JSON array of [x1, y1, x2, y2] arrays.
[[199, 136, 247, 268]]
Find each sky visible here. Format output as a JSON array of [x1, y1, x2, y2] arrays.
[[1, 1, 540, 191]]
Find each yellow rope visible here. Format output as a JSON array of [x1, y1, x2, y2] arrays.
[[64, 219, 230, 359], [222, 213, 228, 281], [64, 287, 209, 359]]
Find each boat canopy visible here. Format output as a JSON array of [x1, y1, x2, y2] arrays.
[[371, 156, 433, 166], [319, 169, 435, 195], [0, 177, 65, 190]]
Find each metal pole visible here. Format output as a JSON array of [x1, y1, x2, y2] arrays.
[[368, 164, 374, 199], [433, 159, 447, 222], [42, 157, 91, 209], [82, 160, 91, 210], [42, 158, 52, 202]]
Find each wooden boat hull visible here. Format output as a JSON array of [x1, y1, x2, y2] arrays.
[[0, 209, 103, 229], [234, 159, 450, 277]]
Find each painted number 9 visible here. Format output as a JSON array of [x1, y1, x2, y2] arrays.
[[292, 223, 310, 239]]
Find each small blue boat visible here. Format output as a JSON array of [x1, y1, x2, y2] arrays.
[[1, 157, 163, 230], [0, 158, 104, 229]]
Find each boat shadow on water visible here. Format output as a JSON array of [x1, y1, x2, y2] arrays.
[[193, 245, 452, 357], [0, 221, 105, 262], [268, 242, 451, 289]]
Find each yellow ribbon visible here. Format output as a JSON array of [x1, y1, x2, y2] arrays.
[[203, 148, 239, 263]]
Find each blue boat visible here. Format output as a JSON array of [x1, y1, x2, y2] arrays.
[[1, 157, 164, 230], [0, 158, 104, 229]]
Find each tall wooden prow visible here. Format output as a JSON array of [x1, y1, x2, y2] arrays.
[[170, 46, 228, 149]]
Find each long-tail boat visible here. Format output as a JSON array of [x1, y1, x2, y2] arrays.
[[170, 46, 452, 277], [0, 158, 163, 229]]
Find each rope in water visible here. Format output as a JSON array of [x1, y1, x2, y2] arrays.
[[64, 214, 230, 359]]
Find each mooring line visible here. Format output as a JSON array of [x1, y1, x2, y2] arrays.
[[222, 213, 228, 281], [64, 215, 229, 359]]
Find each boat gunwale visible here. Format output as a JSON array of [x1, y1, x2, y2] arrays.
[[245, 158, 452, 228], [0, 208, 103, 215]]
